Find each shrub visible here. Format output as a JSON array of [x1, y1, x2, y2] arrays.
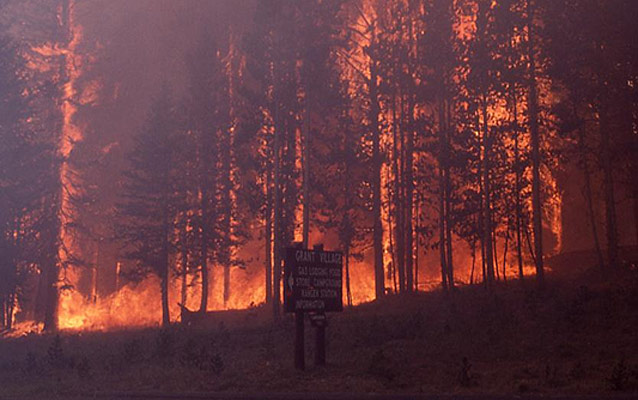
[[367, 349, 394, 382], [47, 335, 66, 369], [76, 356, 91, 380], [121, 338, 145, 364], [609, 359, 629, 391], [458, 357, 478, 387], [154, 329, 175, 364]]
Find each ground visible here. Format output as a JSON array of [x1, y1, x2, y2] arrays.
[[1, 264, 638, 398]]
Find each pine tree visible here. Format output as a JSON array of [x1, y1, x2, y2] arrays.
[[117, 88, 185, 326]]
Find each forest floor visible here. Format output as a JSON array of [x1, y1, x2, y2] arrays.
[[1, 261, 638, 398]]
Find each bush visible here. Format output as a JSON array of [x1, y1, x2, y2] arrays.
[[179, 336, 224, 375], [609, 359, 629, 391], [154, 329, 176, 364], [458, 357, 478, 387], [121, 338, 145, 364], [76, 356, 91, 380], [23, 352, 39, 375], [367, 349, 394, 382], [47, 335, 67, 369]]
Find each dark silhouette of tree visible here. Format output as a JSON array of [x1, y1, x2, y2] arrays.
[[546, 0, 638, 268], [183, 32, 230, 313], [117, 88, 185, 326], [339, 0, 388, 299]]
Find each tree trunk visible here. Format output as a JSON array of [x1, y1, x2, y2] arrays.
[[181, 235, 188, 308], [223, 263, 230, 307], [494, 229, 500, 282], [577, 111, 605, 270], [402, 4, 418, 292], [1, 296, 5, 329], [482, 97, 495, 286], [199, 193, 209, 313], [477, 114, 486, 287], [161, 199, 171, 326], [502, 230, 509, 282], [1, 296, 5, 328], [438, 101, 449, 291], [392, 95, 405, 292], [302, 90, 310, 249], [6, 293, 14, 330], [600, 106, 618, 268], [386, 164, 398, 294], [370, 57, 385, 299], [43, 260, 59, 331], [405, 123, 414, 293], [513, 85, 524, 280], [221, 177, 232, 306], [415, 192, 421, 292], [265, 163, 273, 304], [444, 99, 454, 289], [345, 247, 352, 306], [528, 0, 544, 284], [273, 107, 282, 318], [161, 267, 170, 327], [470, 244, 476, 285]]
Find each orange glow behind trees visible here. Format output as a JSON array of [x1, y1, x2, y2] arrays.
[[2, 0, 635, 333]]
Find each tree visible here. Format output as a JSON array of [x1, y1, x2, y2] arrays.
[[117, 88, 184, 326], [545, 0, 638, 269], [339, 0, 388, 299], [184, 31, 231, 312], [0, 31, 34, 329]]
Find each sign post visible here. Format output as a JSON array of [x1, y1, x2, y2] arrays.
[[294, 310, 304, 370], [284, 244, 343, 369]]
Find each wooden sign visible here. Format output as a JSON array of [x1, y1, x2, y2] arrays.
[[283, 247, 343, 313]]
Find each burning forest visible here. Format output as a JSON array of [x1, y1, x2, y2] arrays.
[[0, 0, 638, 397]]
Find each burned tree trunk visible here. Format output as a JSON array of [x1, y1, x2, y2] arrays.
[[392, 95, 405, 292], [438, 100, 449, 291], [576, 110, 605, 270], [272, 108, 282, 318], [528, 0, 544, 284], [302, 90, 311, 249], [199, 188, 210, 313], [512, 86, 524, 280], [405, 113, 415, 292], [370, 56, 385, 300], [265, 159, 273, 305], [444, 99, 454, 288], [600, 106, 618, 268], [482, 97, 495, 286]]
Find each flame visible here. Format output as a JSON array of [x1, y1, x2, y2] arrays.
[[16, 0, 565, 333], [57, 266, 268, 331], [58, 0, 87, 327]]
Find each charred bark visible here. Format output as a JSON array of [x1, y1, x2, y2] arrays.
[[405, 114, 415, 292], [512, 86, 524, 280], [576, 109, 605, 270], [392, 95, 405, 292], [370, 55, 385, 300], [438, 100, 449, 291], [482, 97, 495, 286], [600, 106, 618, 268], [528, 0, 544, 284], [199, 188, 210, 313], [265, 170, 273, 305]]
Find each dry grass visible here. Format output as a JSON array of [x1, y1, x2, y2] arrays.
[[1, 266, 638, 397]]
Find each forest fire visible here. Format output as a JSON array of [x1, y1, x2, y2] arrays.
[[2, 0, 579, 333], [1, 0, 637, 398], [0, 1, 637, 397]]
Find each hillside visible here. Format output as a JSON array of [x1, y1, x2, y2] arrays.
[[1, 267, 638, 398]]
